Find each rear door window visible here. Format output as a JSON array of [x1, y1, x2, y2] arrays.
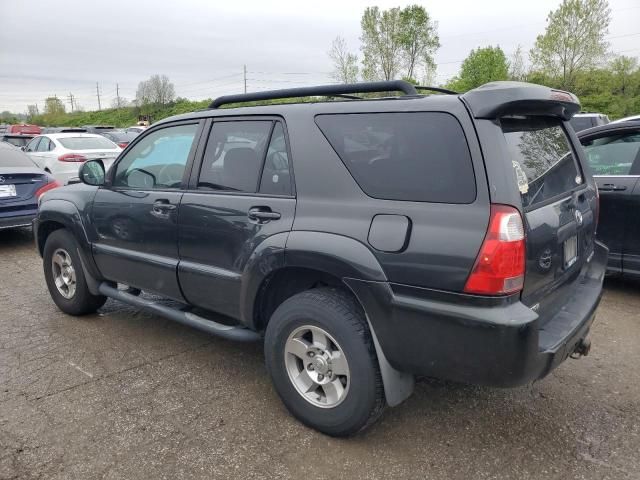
[[501, 117, 582, 209], [315, 112, 476, 203]]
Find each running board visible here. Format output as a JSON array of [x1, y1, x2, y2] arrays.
[[97, 283, 261, 342]]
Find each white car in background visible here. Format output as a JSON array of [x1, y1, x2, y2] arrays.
[[24, 133, 121, 185], [125, 125, 148, 134], [610, 114, 640, 124]]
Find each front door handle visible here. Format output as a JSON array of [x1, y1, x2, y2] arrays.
[[598, 184, 627, 192], [151, 200, 177, 216], [248, 207, 281, 222]]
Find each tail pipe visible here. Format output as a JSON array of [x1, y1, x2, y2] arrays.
[[97, 282, 261, 342], [570, 337, 591, 359]]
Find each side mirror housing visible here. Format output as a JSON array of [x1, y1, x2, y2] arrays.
[[79, 159, 106, 186]]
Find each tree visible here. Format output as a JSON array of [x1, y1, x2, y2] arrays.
[[360, 5, 439, 82], [610, 55, 638, 96], [328, 36, 359, 83], [446, 46, 509, 92], [360, 6, 403, 81], [509, 44, 527, 81], [136, 74, 175, 106], [110, 97, 130, 109], [398, 5, 439, 81], [44, 97, 65, 116], [530, 0, 611, 90]]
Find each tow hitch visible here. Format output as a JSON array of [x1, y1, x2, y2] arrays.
[[570, 338, 591, 359]]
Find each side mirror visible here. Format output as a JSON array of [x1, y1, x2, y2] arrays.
[[20, 146, 26, 151], [79, 159, 105, 186]]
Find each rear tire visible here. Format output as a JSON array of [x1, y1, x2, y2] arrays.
[[264, 288, 385, 436], [43, 229, 107, 315]]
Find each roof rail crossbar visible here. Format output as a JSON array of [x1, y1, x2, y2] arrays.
[[208, 80, 419, 109], [414, 85, 458, 95]]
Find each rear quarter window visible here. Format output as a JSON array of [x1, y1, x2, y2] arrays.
[[502, 117, 582, 209], [315, 112, 476, 203]]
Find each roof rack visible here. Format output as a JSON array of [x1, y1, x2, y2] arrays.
[[208, 80, 419, 109], [415, 85, 458, 95]]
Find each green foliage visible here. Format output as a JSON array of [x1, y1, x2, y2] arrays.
[[329, 36, 359, 83], [446, 46, 509, 92], [530, 0, 611, 90], [360, 4, 439, 81]]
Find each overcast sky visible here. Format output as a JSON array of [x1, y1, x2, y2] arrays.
[[0, 0, 638, 113]]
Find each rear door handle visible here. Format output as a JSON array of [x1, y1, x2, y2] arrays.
[[598, 184, 627, 192], [248, 207, 281, 222]]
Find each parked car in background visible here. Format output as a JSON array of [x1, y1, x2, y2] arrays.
[[610, 114, 640, 124], [0, 142, 59, 230], [35, 80, 606, 436], [41, 127, 88, 134], [570, 113, 610, 132], [125, 125, 148, 134], [1, 134, 35, 149], [24, 133, 121, 185], [99, 130, 139, 149], [82, 125, 116, 134], [579, 122, 640, 278], [6, 124, 42, 135]]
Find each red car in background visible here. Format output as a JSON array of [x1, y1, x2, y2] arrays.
[[7, 124, 42, 135]]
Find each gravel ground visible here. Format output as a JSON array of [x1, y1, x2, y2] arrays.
[[1, 227, 639, 480]]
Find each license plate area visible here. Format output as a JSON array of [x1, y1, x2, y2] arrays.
[[0, 184, 17, 198], [564, 235, 578, 268]]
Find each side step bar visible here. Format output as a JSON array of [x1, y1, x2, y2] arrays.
[[97, 283, 261, 342]]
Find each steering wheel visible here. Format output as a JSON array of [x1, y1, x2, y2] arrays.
[[158, 163, 184, 188]]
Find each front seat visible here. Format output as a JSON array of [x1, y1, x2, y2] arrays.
[[223, 148, 259, 191]]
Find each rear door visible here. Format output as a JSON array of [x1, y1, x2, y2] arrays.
[[580, 128, 640, 274], [500, 116, 597, 312], [178, 118, 296, 320]]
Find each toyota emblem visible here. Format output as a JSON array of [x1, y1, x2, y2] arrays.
[[575, 209, 583, 226], [0, 176, 5, 184]]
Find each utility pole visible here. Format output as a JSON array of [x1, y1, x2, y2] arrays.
[[116, 83, 121, 108], [67, 93, 75, 112], [243, 65, 247, 94], [96, 82, 102, 110]]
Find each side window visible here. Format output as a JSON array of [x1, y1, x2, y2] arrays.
[[113, 124, 198, 189], [198, 121, 272, 192], [582, 132, 640, 176], [36, 138, 51, 152], [25, 137, 41, 152], [315, 112, 476, 203], [259, 122, 292, 196]]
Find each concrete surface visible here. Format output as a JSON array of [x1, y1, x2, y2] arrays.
[[0, 227, 639, 480]]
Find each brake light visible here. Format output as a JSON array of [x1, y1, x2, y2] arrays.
[[117, 142, 128, 149], [58, 153, 87, 162], [464, 205, 526, 295], [35, 180, 61, 199]]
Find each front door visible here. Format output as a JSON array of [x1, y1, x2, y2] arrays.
[[178, 119, 296, 319], [89, 122, 202, 300], [581, 127, 640, 274]]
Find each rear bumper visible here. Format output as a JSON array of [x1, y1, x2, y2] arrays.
[[346, 241, 608, 387], [0, 211, 37, 230]]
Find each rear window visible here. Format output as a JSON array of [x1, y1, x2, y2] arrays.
[[569, 117, 594, 132], [315, 112, 476, 203], [58, 136, 117, 150], [502, 117, 582, 209]]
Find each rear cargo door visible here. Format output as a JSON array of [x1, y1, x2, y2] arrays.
[[501, 117, 597, 311]]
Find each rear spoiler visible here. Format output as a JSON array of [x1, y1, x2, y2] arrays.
[[462, 81, 580, 121]]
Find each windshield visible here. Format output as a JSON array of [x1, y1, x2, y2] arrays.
[[58, 136, 117, 150]]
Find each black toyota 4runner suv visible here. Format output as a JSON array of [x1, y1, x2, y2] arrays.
[[35, 81, 607, 436]]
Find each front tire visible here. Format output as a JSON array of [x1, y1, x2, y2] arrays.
[[264, 288, 385, 436], [43, 229, 107, 315]]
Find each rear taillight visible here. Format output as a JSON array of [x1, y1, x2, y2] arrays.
[[58, 153, 87, 162], [117, 142, 128, 149], [464, 205, 526, 295], [35, 180, 61, 200]]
